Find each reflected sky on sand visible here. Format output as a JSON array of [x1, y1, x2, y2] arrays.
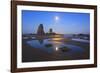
[[27, 38, 85, 57]]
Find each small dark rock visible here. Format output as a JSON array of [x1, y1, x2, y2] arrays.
[[45, 44, 53, 47], [59, 46, 70, 52]]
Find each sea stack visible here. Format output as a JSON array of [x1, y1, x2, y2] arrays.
[[37, 24, 45, 35], [49, 28, 53, 34]]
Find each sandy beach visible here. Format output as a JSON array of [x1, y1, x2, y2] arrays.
[[22, 38, 90, 62]]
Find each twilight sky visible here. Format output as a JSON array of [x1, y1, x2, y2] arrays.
[[22, 10, 90, 34]]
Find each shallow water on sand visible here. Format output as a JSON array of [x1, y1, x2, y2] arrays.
[[27, 38, 85, 57]]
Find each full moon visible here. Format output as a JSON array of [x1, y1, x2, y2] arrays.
[[55, 16, 59, 21]]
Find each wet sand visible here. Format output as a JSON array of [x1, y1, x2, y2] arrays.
[[22, 39, 90, 62]]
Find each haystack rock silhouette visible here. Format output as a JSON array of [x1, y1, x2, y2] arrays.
[[37, 24, 45, 35]]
